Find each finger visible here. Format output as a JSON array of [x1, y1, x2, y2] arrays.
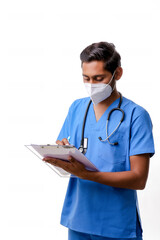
[[43, 157, 55, 162], [43, 157, 70, 169], [68, 156, 85, 168], [43, 157, 58, 165], [56, 140, 65, 145], [62, 138, 70, 145], [56, 138, 70, 145], [68, 156, 75, 163], [53, 159, 70, 171]]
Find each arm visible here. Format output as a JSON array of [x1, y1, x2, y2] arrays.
[[83, 153, 150, 190], [43, 149, 150, 190]]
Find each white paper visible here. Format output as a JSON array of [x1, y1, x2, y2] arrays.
[[25, 144, 99, 177]]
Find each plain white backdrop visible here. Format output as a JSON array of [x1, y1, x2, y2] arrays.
[[1, 0, 160, 239]]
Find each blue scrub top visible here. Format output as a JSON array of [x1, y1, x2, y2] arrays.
[[56, 96, 155, 239]]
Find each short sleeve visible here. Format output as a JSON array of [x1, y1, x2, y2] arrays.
[[129, 109, 155, 158], [56, 101, 75, 141]]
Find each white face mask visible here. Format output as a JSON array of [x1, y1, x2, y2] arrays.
[[84, 71, 116, 105]]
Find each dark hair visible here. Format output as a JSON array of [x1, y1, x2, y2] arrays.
[[80, 42, 121, 74]]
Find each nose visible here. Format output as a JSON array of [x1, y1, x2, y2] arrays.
[[89, 79, 94, 84]]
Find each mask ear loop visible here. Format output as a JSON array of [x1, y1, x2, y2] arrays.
[[110, 69, 117, 91]]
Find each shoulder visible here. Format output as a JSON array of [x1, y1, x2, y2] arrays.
[[68, 97, 90, 113], [122, 96, 151, 121]]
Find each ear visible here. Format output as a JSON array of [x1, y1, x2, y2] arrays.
[[115, 67, 123, 80]]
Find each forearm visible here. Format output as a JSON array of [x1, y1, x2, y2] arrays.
[[82, 170, 144, 190]]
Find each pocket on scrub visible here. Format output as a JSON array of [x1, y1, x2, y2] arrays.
[[98, 156, 126, 172], [98, 132, 126, 172]]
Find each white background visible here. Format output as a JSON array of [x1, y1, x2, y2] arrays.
[[1, 0, 160, 239]]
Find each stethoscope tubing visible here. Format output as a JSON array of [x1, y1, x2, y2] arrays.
[[79, 99, 92, 148], [79, 92, 125, 153]]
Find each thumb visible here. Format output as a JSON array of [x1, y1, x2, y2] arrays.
[[68, 156, 74, 162]]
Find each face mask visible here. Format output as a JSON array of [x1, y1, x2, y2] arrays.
[[84, 70, 116, 105]]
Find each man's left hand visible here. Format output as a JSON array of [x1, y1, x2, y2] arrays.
[[42, 156, 89, 179]]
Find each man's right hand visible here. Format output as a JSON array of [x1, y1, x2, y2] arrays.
[[56, 138, 70, 146]]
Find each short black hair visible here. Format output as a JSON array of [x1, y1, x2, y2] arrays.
[[80, 42, 121, 74]]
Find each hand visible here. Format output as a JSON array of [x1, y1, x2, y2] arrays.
[[42, 155, 89, 179], [56, 138, 70, 146]]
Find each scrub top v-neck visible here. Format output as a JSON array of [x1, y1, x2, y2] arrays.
[[88, 97, 121, 129], [56, 96, 155, 239]]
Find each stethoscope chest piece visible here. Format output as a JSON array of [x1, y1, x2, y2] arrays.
[[78, 138, 88, 154]]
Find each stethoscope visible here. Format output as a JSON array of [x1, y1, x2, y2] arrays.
[[78, 92, 125, 154]]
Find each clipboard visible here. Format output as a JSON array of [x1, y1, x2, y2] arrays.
[[25, 144, 99, 177]]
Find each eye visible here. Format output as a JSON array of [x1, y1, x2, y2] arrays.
[[83, 77, 90, 81], [95, 77, 104, 81]]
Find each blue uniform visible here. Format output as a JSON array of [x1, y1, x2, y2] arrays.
[[57, 96, 155, 239]]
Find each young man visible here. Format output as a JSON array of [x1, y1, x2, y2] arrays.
[[43, 42, 155, 240]]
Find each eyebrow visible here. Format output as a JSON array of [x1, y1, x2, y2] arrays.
[[82, 74, 106, 78]]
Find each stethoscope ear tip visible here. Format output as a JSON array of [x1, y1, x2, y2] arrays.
[[98, 137, 102, 141]]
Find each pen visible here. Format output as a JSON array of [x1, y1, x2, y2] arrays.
[[67, 136, 71, 144], [66, 136, 75, 147]]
